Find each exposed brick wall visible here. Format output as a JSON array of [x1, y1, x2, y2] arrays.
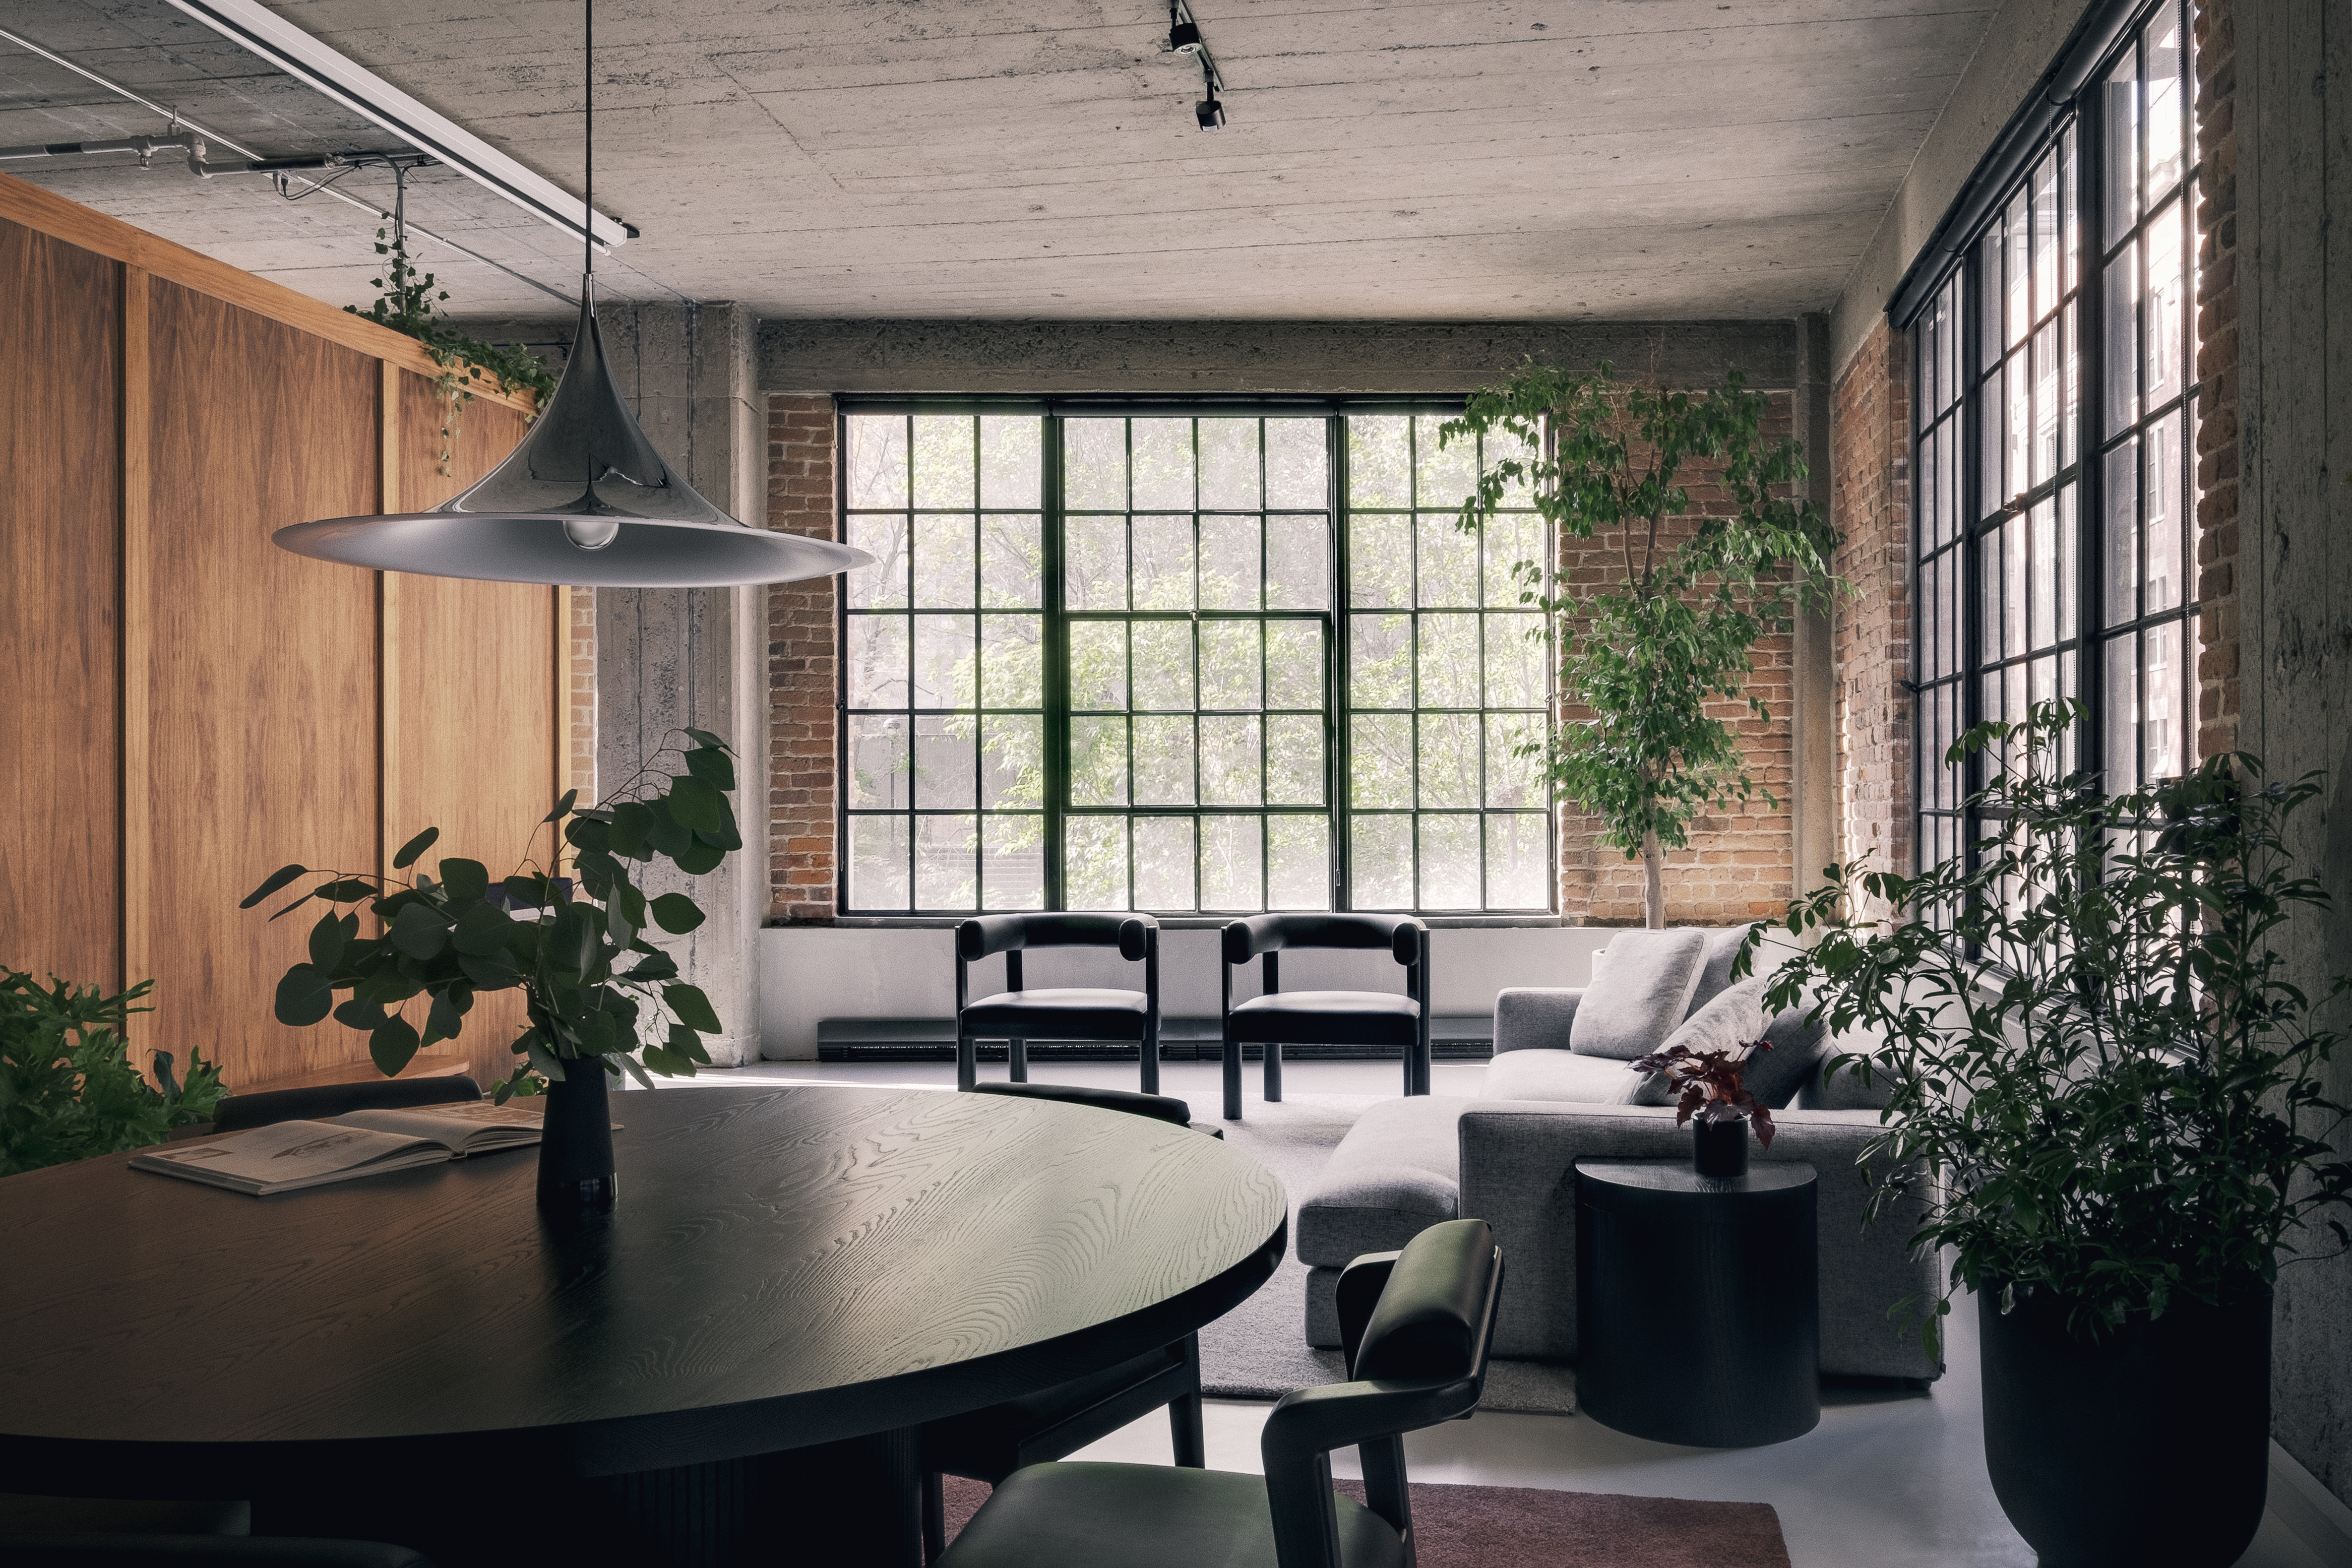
[[1554, 394, 1799, 926], [566, 585, 595, 803], [767, 395, 840, 921], [2192, 0, 2239, 762], [1829, 320, 1913, 889]]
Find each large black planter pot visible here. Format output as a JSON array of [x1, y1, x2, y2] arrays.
[[1978, 1279, 2270, 1567], [536, 1061, 619, 1213]]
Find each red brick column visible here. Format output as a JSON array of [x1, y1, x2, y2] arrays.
[[1829, 321, 1913, 886], [1553, 393, 1799, 925], [566, 586, 595, 803], [766, 395, 839, 921], [2192, 0, 2239, 763]]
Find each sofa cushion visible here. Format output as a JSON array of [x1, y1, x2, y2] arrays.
[[1294, 1095, 1467, 1268], [1801, 1046, 1898, 1110], [1568, 929, 1708, 1059], [1480, 1048, 1650, 1103], [1657, 975, 1769, 1059], [1686, 926, 1756, 1014], [1744, 1001, 1832, 1108]]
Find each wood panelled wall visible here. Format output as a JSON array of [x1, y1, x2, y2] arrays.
[[0, 172, 555, 1094]]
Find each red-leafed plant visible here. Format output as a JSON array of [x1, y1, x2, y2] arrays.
[[1629, 1039, 1776, 1148]]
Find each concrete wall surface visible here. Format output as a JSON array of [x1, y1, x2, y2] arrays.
[[2236, 0, 2352, 1512], [757, 925, 1618, 1059], [1827, 0, 2098, 374]]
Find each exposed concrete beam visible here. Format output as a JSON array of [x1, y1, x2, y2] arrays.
[[758, 319, 1803, 396]]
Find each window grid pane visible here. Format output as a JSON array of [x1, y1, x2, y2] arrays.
[[1344, 414, 1552, 912]]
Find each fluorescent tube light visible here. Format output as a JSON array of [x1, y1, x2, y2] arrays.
[[163, 0, 629, 252]]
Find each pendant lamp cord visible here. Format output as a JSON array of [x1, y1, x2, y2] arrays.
[[582, 0, 593, 294]]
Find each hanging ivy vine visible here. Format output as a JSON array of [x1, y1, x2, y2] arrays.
[[345, 219, 559, 475]]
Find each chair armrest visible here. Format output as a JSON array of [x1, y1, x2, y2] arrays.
[[1334, 1251, 1400, 1373], [1493, 988, 1582, 1053], [956, 914, 1029, 962]]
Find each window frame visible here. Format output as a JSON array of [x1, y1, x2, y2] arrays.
[[1901, 0, 2199, 878], [832, 399, 1556, 919]]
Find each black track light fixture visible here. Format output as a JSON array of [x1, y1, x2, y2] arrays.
[[1163, 1, 1226, 131]]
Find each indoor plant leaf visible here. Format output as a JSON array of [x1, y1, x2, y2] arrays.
[[648, 894, 705, 935], [273, 965, 335, 1027], [451, 901, 515, 957], [368, 1013, 420, 1076], [306, 911, 347, 972], [663, 984, 722, 1035], [437, 857, 490, 904], [684, 746, 735, 791], [665, 774, 725, 833], [391, 826, 440, 870], [390, 902, 451, 960], [671, 840, 724, 875], [240, 863, 310, 909]]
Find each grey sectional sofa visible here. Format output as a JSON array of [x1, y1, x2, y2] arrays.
[[1294, 927, 1943, 1382]]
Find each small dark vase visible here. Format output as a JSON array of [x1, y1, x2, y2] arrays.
[[1978, 1278, 2271, 1567], [536, 1060, 618, 1212], [1692, 1114, 1749, 1177]]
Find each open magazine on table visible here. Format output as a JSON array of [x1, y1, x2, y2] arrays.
[[130, 1100, 562, 1197]]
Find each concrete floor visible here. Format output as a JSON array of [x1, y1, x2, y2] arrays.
[[651, 1058, 2341, 1568]]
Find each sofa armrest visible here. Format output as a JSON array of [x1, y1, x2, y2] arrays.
[[1458, 1101, 1940, 1379], [1493, 988, 1582, 1054]]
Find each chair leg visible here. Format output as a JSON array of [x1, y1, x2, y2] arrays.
[[1264, 1039, 1283, 1103], [1170, 1333, 1206, 1468], [956, 1034, 976, 1092], [1222, 1031, 1242, 1120], [921, 1468, 947, 1563], [1008, 1036, 1028, 1083], [1140, 1036, 1160, 1096]]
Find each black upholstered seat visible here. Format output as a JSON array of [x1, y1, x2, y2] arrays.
[[936, 1220, 1504, 1568], [953, 913, 1163, 1094], [927, 1078, 1212, 1559], [210, 1076, 481, 1135], [1218, 914, 1431, 1119]]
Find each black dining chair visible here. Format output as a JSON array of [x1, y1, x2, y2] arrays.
[[1218, 914, 1431, 1120], [922, 1079, 1216, 1561], [0, 1536, 432, 1565], [954, 913, 1162, 1094], [210, 1076, 482, 1135], [933, 1219, 1503, 1568]]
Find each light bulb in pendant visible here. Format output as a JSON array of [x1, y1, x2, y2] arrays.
[[564, 518, 621, 551]]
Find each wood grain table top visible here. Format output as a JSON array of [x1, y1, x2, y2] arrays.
[[0, 1085, 1288, 1495]]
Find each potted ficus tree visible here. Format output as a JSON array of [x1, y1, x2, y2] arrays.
[[1759, 700, 2352, 1568], [1443, 361, 1845, 929], [244, 728, 741, 1211]]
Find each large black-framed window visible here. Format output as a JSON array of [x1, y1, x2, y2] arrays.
[[838, 406, 1551, 916], [1908, 0, 2196, 871]]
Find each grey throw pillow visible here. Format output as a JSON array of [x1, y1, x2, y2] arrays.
[[1568, 928, 1709, 1059], [1686, 927, 1756, 1014], [1743, 1001, 1831, 1108]]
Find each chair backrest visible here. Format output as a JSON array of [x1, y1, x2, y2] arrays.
[[212, 1075, 482, 1135], [967, 1080, 1193, 1127], [957, 912, 1157, 963], [1259, 1220, 1503, 1568], [1222, 913, 1424, 967]]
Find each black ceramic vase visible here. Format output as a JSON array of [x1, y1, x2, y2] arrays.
[[1978, 1279, 2271, 1567], [1692, 1114, 1750, 1177], [536, 1059, 618, 1212]]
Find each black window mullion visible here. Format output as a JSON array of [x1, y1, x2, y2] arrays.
[[1042, 416, 1068, 911], [1330, 415, 1350, 911]]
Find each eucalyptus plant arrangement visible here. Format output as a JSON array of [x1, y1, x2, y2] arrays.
[[1443, 362, 1845, 928], [1, 972, 222, 1176], [1759, 701, 2352, 1352], [244, 730, 741, 1100]]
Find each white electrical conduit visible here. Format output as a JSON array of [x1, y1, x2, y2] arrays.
[[0, 23, 579, 308]]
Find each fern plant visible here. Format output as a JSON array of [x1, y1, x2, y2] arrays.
[[0, 973, 223, 1176]]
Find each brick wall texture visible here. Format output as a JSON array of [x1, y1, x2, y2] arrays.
[[1829, 321, 1914, 888], [2192, 0, 2239, 763], [1552, 395, 1799, 926], [567, 585, 595, 803], [767, 395, 840, 921]]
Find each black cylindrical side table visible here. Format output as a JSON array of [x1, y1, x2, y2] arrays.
[[1575, 1159, 1820, 1447]]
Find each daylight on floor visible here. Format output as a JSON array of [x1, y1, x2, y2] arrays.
[[4, 1, 2350, 1565]]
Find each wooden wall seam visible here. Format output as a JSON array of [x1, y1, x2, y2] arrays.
[[120, 265, 151, 1027], [380, 358, 400, 893]]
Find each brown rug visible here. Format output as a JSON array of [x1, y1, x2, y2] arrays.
[[942, 1474, 1791, 1567]]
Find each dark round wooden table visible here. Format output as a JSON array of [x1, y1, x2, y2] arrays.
[[1574, 1158, 1820, 1449], [0, 1084, 1287, 1565]]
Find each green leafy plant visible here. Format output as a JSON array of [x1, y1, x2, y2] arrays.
[[346, 219, 557, 474], [1444, 361, 1845, 927], [1, 973, 223, 1176], [245, 729, 741, 1102], [1759, 700, 2352, 1352]]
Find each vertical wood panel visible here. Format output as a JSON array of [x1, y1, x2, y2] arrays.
[[136, 280, 382, 1091], [0, 218, 121, 992], [122, 267, 151, 1058], [382, 372, 554, 1088]]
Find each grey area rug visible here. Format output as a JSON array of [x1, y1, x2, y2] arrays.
[[1201, 1092, 1577, 1415]]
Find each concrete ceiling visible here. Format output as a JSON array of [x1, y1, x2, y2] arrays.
[[1, 0, 1996, 325]]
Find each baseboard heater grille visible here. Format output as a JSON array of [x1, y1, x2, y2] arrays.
[[817, 1016, 1493, 1063]]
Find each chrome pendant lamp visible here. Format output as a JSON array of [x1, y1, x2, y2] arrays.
[[274, 3, 868, 589]]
